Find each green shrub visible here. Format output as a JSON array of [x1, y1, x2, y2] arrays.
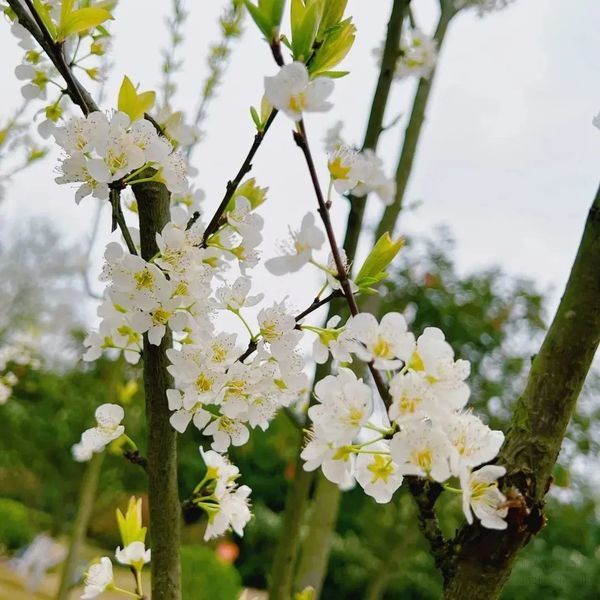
[[181, 544, 242, 600], [0, 498, 35, 551]]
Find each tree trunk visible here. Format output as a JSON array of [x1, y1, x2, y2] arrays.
[[443, 185, 600, 598], [56, 452, 104, 600], [134, 180, 182, 600], [375, 4, 454, 241]]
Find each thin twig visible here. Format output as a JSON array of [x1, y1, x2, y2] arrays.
[[193, 109, 278, 240], [292, 121, 391, 406], [236, 290, 344, 364], [110, 187, 138, 255]]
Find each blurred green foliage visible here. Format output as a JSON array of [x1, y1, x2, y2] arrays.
[[0, 230, 599, 598], [0, 498, 36, 551], [181, 545, 242, 600]]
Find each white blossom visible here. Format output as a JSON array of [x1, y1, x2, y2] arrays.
[[264, 62, 334, 121], [81, 557, 113, 599], [355, 441, 403, 503], [390, 421, 452, 482], [308, 368, 373, 445], [115, 541, 151, 568], [460, 465, 508, 529], [345, 312, 415, 370], [265, 212, 325, 275]]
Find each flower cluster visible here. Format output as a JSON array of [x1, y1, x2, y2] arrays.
[[82, 177, 308, 537], [373, 28, 437, 81], [195, 449, 252, 541], [72, 403, 125, 462], [53, 110, 189, 203], [302, 315, 509, 530], [328, 145, 396, 205], [82, 496, 151, 599]]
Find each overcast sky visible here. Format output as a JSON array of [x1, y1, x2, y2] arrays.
[[1, 0, 599, 328]]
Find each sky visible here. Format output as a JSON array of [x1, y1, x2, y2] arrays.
[[1, 0, 600, 330]]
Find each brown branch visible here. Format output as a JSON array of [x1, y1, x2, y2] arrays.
[[191, 109, 278, 238], [123, 449, 148, 472], [11, 0, 98, 114], [406, 476, 452, 582], [292, 122, 392, 407]]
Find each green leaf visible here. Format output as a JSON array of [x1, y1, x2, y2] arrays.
[[60, 0, 75, 23], [33, 0, 57, 38], [355, 233, 405, 288], [243, 0, 273, 39], [58, 7, 113, 41], [309, 18, 356, 76], [117, 76, 156, 122], [318, 0, 347, 39], [314, 70, 349, 79], [291, 0, 323, 61], [250, 106, 262, 130]]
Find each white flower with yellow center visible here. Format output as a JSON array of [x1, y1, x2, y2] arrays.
[[301, 430, 356, 489], [308, 368, 373, 445], [265, 212, 325, 276], [258, 301, 296, 343], [460, 465, 508, 530], [355, 441, 403, 503], [204, 416, 250, 453], [264, 62, 334, 121], [390, 421, 452, 482], [388, 370, 437, 424], [81, 557, 114, 599], [408, 327, 471, 410], [345, 312, 415, 370], [443, 412, 504, 475], [328, 146, 358, 194]]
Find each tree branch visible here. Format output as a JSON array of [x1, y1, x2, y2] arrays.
[[443, 184, 600, 599], [293, 121, 391, 407], [9, 0, 99, 114], [190, 110, 279, 237], [406, 476, 452, 582]]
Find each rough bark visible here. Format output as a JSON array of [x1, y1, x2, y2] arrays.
[[443, 185, 600, 598], [375, 4, 455, 241], [134, 180, 182, 600], [56, 452, 104, 600]]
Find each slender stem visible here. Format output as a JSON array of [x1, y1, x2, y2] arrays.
[[191, 110, 278, 237], [293, 121, 391, 407], [110, 187, 138, 255], [11, 0, 98, 114], [274, 4, 411, 596]]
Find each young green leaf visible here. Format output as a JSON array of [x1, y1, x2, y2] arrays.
[[58, 7, 113, 41], [355, 233, 405, 289], [117, 76, 156, 122]]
